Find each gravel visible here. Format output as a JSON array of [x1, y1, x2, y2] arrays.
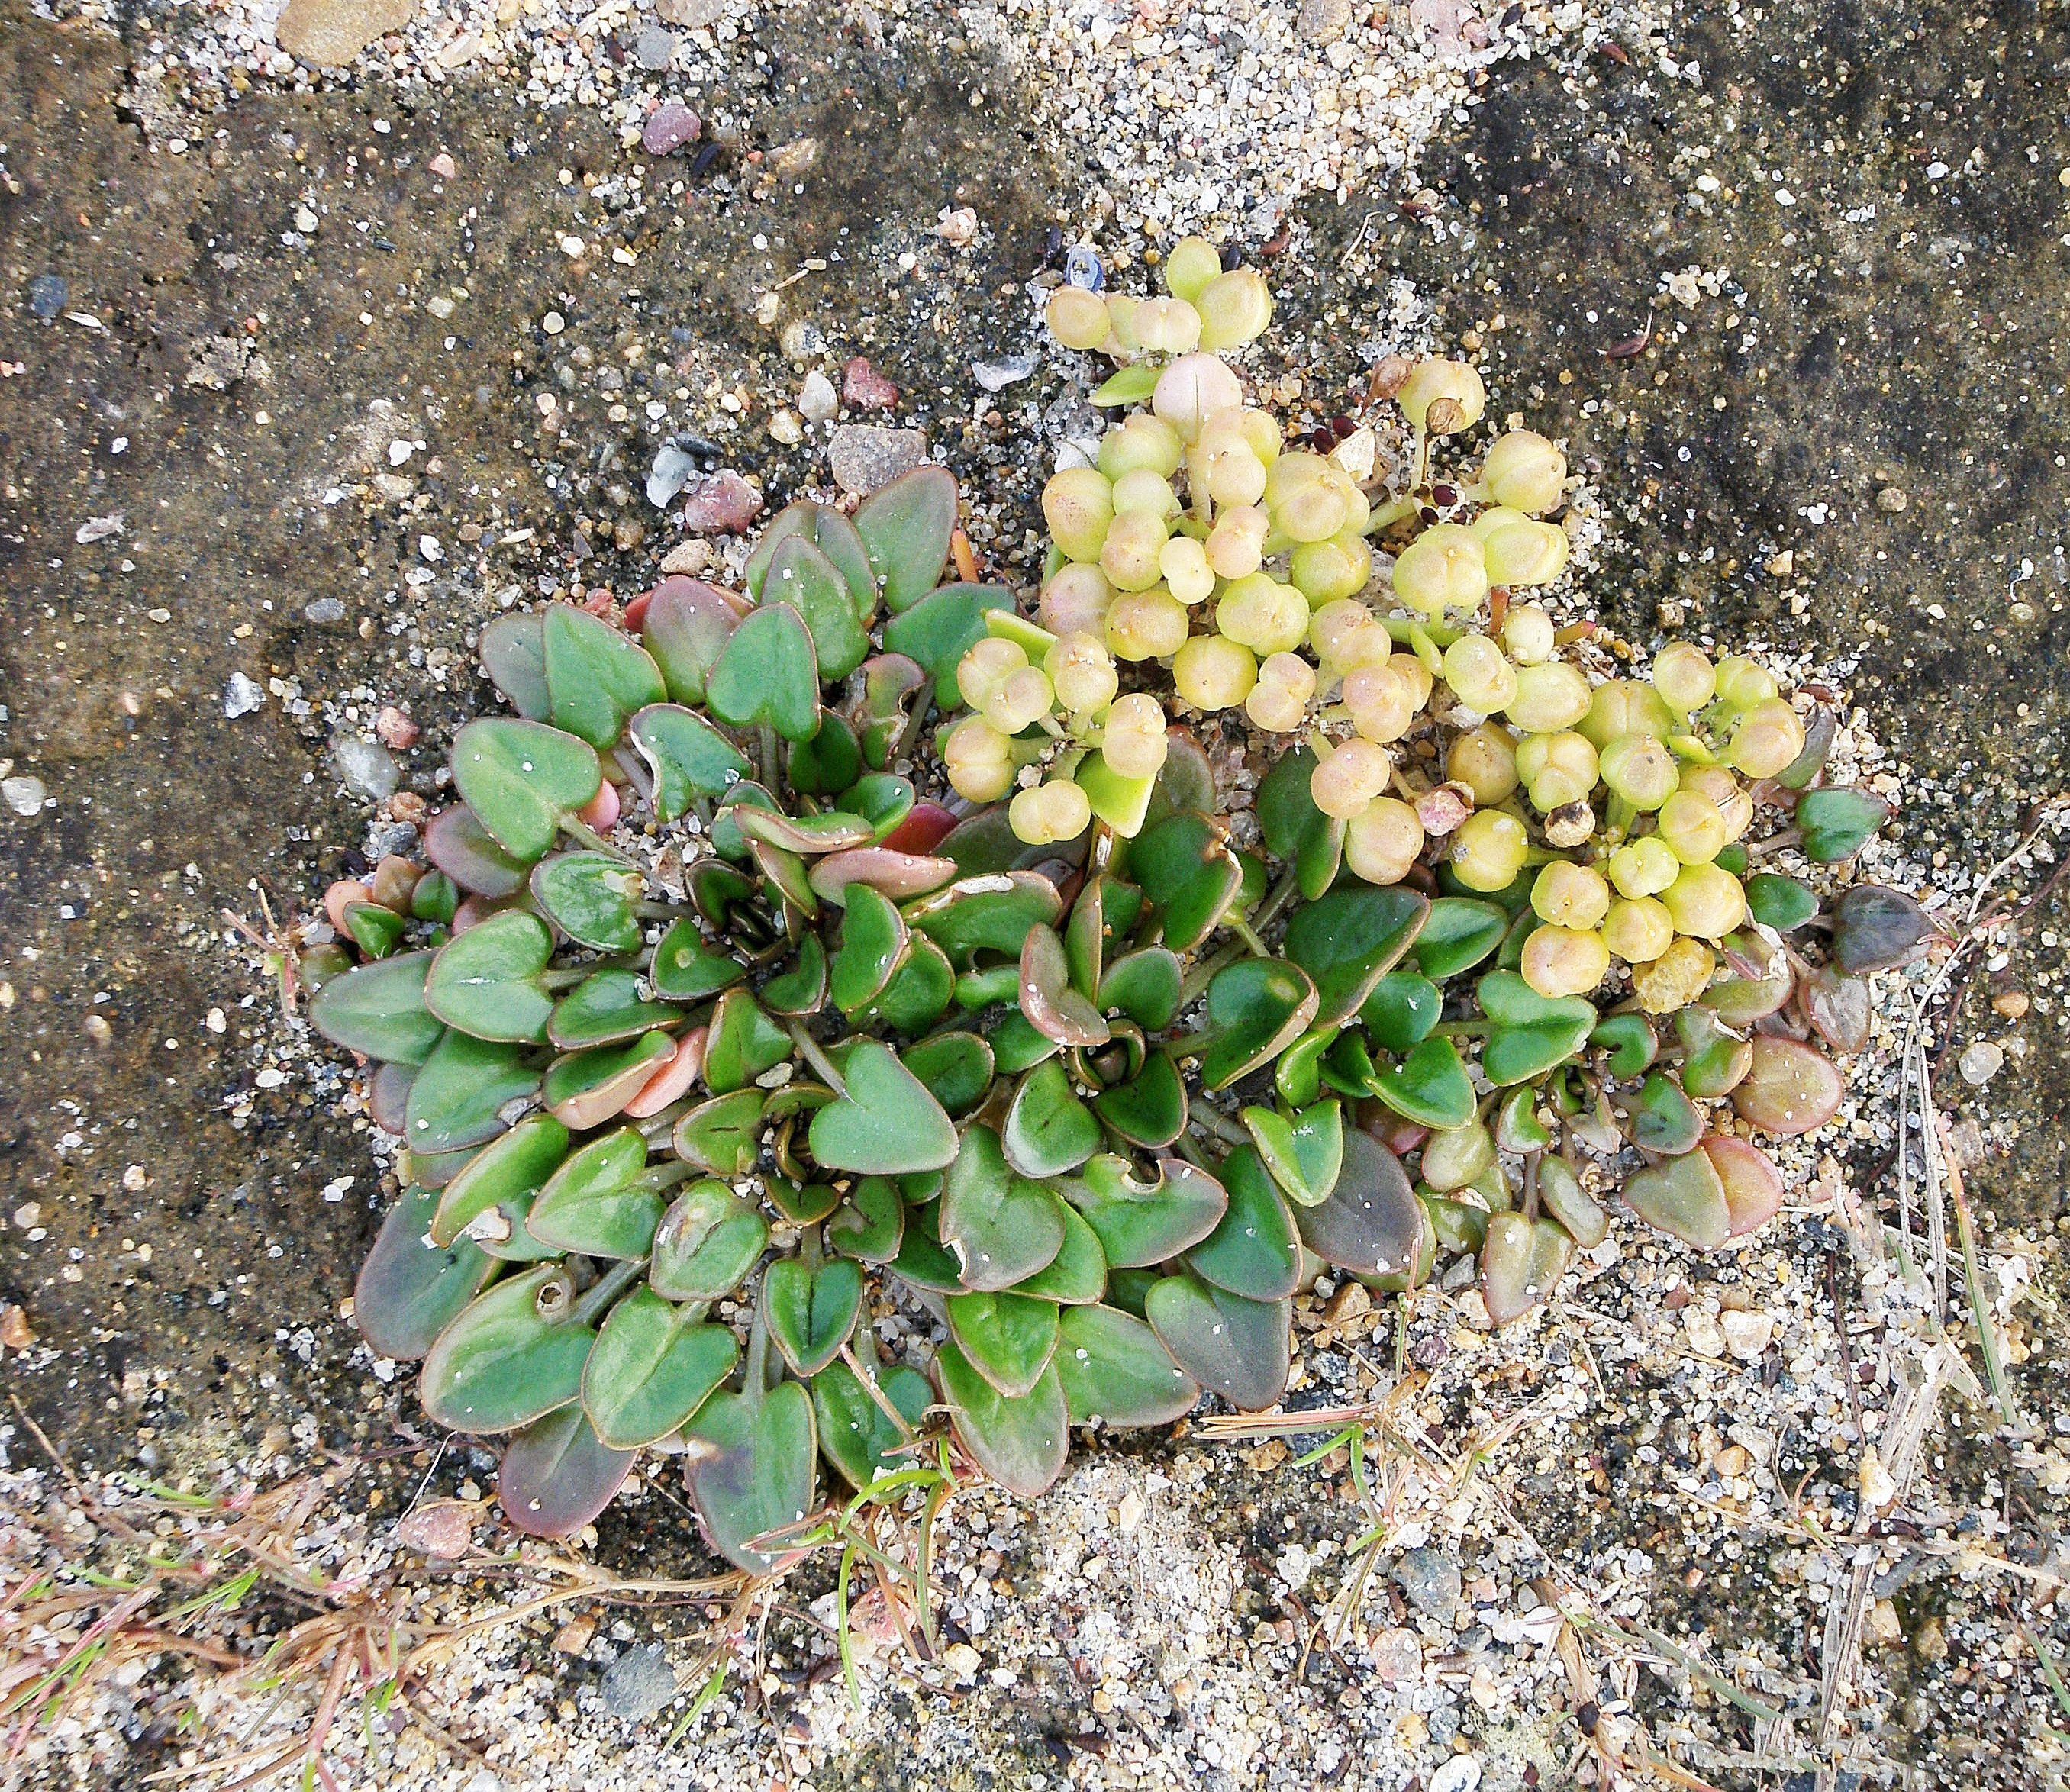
[[598, 1644, 679, 1719]]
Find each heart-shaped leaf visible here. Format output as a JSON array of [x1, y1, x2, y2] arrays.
[[882, 581, 1016, 705], [650, 918, 746, 1003], [433, 1114, 569, 1249], [1185, 1145, 1301, 1301], [1674, 1007, 1753, 1097], [451, 719, 603, 862], [1257, 746, 1346, 900], [424, 913, 554, 1044], [762, 533, 870, 680], [787, 709, 864, 798], [1627, 1071, 1704, 1155], [1411, 897, 1509, 980], [582, 1288, 740, 1448], [543, 1031, 678, 1132], [1056, 1304, 1198, 1426], [705, 601, 822, 741], [830, 885, 910, 1017], [1364, 1036, 1475, 1130], [935, 1342, 1069, 1497], [1731, 1035, 1843, 1135], [1271, 1027, 1334, 1109], [733, 805, 878, 857], [421, 1266, 595, 1433], [948, 1291, 1061, 1398], [1283, 887, 1430, 1027], [760, 934, 830, 1018], [808, 1040, 959, 1175], [1796, 786, 1890, 863], [907, 873, 1065, 968], [550, 969, 681, 1050], [702, 990, 793, 1094], [479, 612, 551, 719], [1002, 1058, 1102, 1178], [748, 499, 877, 616], [1746, 872, 1820, 933], [1289, 1125, 1422, 1279], [1060, 1154, 1226, 1268], [343, 900, 405, 959], [1011, 1201, 1108, 1304], [859, 934, 955, 1033], [650, 1180, 769, 1300], [498, 1406, 637, 1538], [813, 1359, 932, 1489], [405, 1032, 540, 1153], [1242, 1100, 1343, 1207], [683, 1382, 818, 1572], [354, 1184, 498, 1362], [1476, 969, 1598, 1085], [1590, 1012, 1658, 1078], [311, 950, 446, 1065], [852, 653, 930, 770], [530, 852, 645, 953], [1096, 948, 1183, 1032], [809, 846, 962, 906], [527, 1127, 668, 1259], [1093, 1052, 1188, 1149], [1201, 959, 1319, 1091], [1143, 1275, 1290, 1412], [637, 576, 750, 704], [1131, 812, 1243, 952], [1481, 1213, 1575, 1324], [827, 1176, 907, 1262], [630, 704, 751, 821], [1356, 973, 1440, 1056], [1536, 1155, 1607, 1249], [887, 1210, 965, 1293], [542, 603, 666, 748], [1020, 924, 1110, 1047], [1702, 947, 1794, 1027], [763, 1257, 865, 1378], [672, 1090, 766, 1176], [939, 1124, 1066, 1290], [425, 806, 533, 899], [1623, 1149, 1731, 1249], [1831, 884, 1939, 974], [901, 1031, 995, 1116], [854, 466, 958, 614], [1704, 1134, 1785, 1236]]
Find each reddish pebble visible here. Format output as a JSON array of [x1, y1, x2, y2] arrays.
[[641, 102, 701, 157], [843, 356, 898, 410], [428, 151, 458, 181], [324, 878, 372, 933], [578, 782, 622, 832], [397, 1499, 474, 1559], [375, 705, 419, 750], [679, 469, 762, 533], [625, 1028, 707, 1118]]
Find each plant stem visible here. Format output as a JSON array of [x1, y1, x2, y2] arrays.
[[559, 815, 635, 862], [783, 1017, 848, 1097], [1362, 494, 1420, 535], [570, 1258, 646, 1328], [1187, 1097, 1249, 1148], [1249, 869, 1302, 935], [1177, 940, 1246, 1007], [759, 721, 781, 791], [1224, 914, 1270, 958]]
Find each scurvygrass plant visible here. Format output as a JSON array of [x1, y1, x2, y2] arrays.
[[305, 243, 1923, 1552]]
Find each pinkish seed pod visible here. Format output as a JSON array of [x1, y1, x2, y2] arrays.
[[1414, 781, 1476, 836]]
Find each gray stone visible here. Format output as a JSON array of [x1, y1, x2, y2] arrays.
[[2, 775, 48, 817], [224, 673, 266, 719], [633, 26, 678, 69], [599, 1643, 678, 1719], [304, 598, 348, 624], [646, 443, 695, 508], [829, 425, 927, 496], [797, 369, 839, 423], [1296, 0, 1352, 41], [655, 0, 727, 24], [27, 275, 66, 321], [275, 0, 418, 67], [1392, 1545, 1461, 1619], [329, 736, 399, 804]]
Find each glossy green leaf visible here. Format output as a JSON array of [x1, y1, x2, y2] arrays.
[[936, 1342, 1069, 1497], [1675, 1006, 1754, 1097], [432, 1114, 569, 1249], [1089, 363, 1160, 405], [1072, 749, 1158, 838], [1242, 1100, 1343, 1207], [705, 601, 822, 742], [809, 846, 960, 906], [1060, 1154, 1226, 1268], [748, 499, 877, 616], [424, 913, 554, 1044], [1476, 969, 1598, 1086], [420, 1266, 595, 1433], [1364, 1036, 1475, 1130], [808, 1040, 959, 1175], [1097, 948, 1183, 1032], [650, 1180, 769, 1300], [1289, 1125, 1423, 1281], [479, 612, 550, 720], [1092, 1052, 1188, 1149], [405, 1032, 539, 1154], [1200, 959, 1317, 1093], [948, 1291, 1062, 1398], [1536, 1155, 1607, 1249], [650, 917, 746, 1003], [629, 703, 752, 821], [1590, 1012, 1658, 1078], [343, 900, 405, 959], [450, 718, 603, 862], [813, 1360, 931, 1490], [1002, 1058, 1101, 1178], [550, 968, 681, 1050], [763, 533, 869, 681], [1481, 1213, 1575, 1324], [1131, 812, 1243, 952], [637, 576, 747, 706], [354, 1183, 497, 1362], [1624, 1148, 1731, 1249], [830, 884, 909, 1017], [1272, 1027, 1334, 1109], [542, 603, 666, 749], [1745, 872, 1820, 933], [853, 466, 958, 614], [1143, 1275, 1289, 1412], [425, 806, 532, 900], [1705, 1134, 1786, 1236], [1410, 896, 1509, 980], [1796, 786, 1890, 863], [759, 933, 829, 1019], [1056, 1304, 1198, 1426], [786, 709, 863, 799], [1011, 1201, 1108, 1304], [827, 1176, 906, 1262], [988, 1009, 1060, 1076], [530, 852, 644, 954], [582, 1289, 738, 1448], [883, 581, 1016, 706], [1628, 1071, 1704, 1155], [1256, 745, 1345, 900], [527, 1128, 666, 1259], [853, 653, 930, 770], [671, 1090, 767, 1177], [311, 949, 446, 1065], [542, 1031, 676, 1132], [763, 1257, 864, 1378], [702, 990, 792, 1094], [683, 1382, 818, 1573], [1282, 886, 1430, 1028], [906, 872, 1064, 967], [1020, 923, 1109, 1047], [498, 1406, 636, 1539], [1185, 1145, 1301, 1301], [1731, 1035, 1843, 1136], [938, 1124, 1066, 1291], [886, 1215, 965, 1294], [860, 934, 955, 1033], [901, 1031, 995, 1116]]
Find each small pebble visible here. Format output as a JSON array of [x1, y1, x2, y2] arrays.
[[797, 369, 839, 423], [1429, 1759, 1482, 1792], [767, 408, 804, 446], [397, 1499, 475, 1559], [428, 151, 457, 179], [935, 205, 979, 247], [329, 736, 400, 804], [375, 706, 419, 749], [1393, 1545, 1461, 1619], [1720, 1310, 1775, 1362], [599, 1643, 678, 1719], [0, 1304, 34, 1350], [678, 469, 761, 533], [641, 100, 700, 155], [658, 539, 712, 575], [2, 775, 48, 817], [972, 349, 1040, 392], [633, 25, 678, 69], [941, 1642, 982, 1683], [1683, 1307, 1727, 1357], [305, 597, 348, 624], [224, 673, 266, 719], [843, 355, 898, 410], [27, 273, 67, 321], [829, 425, 927, 496], [1958, 1039, 2004, 1086], [1372, 1626, 1422, 1687], [646, 443, 697, 508]]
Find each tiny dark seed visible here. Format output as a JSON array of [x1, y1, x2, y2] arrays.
[[1310, 427, 1336, 452], [1523, 1769, 1540, 1789], [1431, 482, 1459, 508], [1220, 243, 1244, 271], [1331, 414, 1356, 439], [1419, 505, 1440, 525], [1044, 224, 1064, 266], [1502, 2, 1523, 23], [1578, 1700, 1601, 1736]]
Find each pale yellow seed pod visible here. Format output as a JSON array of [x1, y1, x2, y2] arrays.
[[1195, 269, 1272, 350], [1713, 654, 1779, 709], [956, 636, 1027, 714], [1442, 633, 1519, 715], [1159, 534, 1216, 604], [1650, 640, 1717, 714], [1506, 661, 1592, 734], [1311, 737, 1395, 820], [1727, 698, 1807, 779], [1204, 440, 1268, 508], [1101, 693, 1169, 780], [1309, 599, 1388, 673], [984, 666, 1054, 736], [1102, 294, 1141, 356], [1162, 235, 1222, 305], [1394, 652, 1436, 711], [1045, 632, 1119, 717], [1205, 504, 1269, 579], [1289, 529, 1373, 607], [1264, 451, 1353, 543], [1010, 778, 1091, 846], [1152, 352, 1243, 443], [1447, 724, 1520, 806], [1111, 468, 1178, 518], [1344, 797, 1426, 886], [1043, 466, 1116, 564], [1662, 862, 1746, 939], [1172, 633, 1258, 712], [1598, 732, 1684, 811], [1098, 413, 1185, 481], [1480, 428, 1567, 514], [1037, 562, 1114, 637], [1449, 809, 1530, 891], [1100, 508, 1172, 592], [1132, 295, 1203, 355], [1514, 730, 1599, 813], [1475, 512, 1570, 588], [1657, 789, 1729, 864], [1397, 357, 1486, 433], [1578, 678, 1676, 749], [1344, 661, 1420, 744], [1214, 572, 1306, 656], [942, 717, 1014, 803], [1500, 601, 1558, 666], [1530, 860, 1611, 930], [1678, 763, 1753, 841], [1046, 286, 1113, 352], [1606, 836, 1681, 899], [1104, 587, 1190, 661], [1520, 925, 1611, 1001], [1602, 896, 1674, 965], [1392, 523, 1488, 615], [1246, 653, 1315, 733]]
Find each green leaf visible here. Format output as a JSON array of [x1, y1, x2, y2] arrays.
[[808, 846, 961, 907], [582, 1289, 739, 1448], [670, 1090, 767, 1177], [550, 968, 682, 1050], [1088, 363, 1161, 406], [1536, 1155, 1607, 1249], [1072, 749, 1159, 838], [1143, 1275, 1289, 1413], [948, 1291, 1061, 1398], [420, 1266, 595, 1433], [424, 913, 554, 1044], [1201, 959, 1318, 1091], [498, 1406, 636, 1539], [542, 1031, 677, 1132], [1092, 1052, 1188, 1149], [988, 1009, 1060, 1076], [905, 872, 1064, 968], [1010, 1202, 1108, 1304], [1002, 1058, 1102, 1178], [649, 918, 745, 1004], [934, 1343, 1069, 1497], [1730, 1035, 1843, 1136], [705, 601, 822, 742], [1065, 877, 1112, 1000], [1272, 1027, 1334, 1108], [886, 1214, 965, 1294], [1628, 1071, 1704, 1155], [542, 603, 666, 749], [1060, 1154, 1226, 1268], [1796, 786, 1890, 863], [405, 1032, 540, 1153], [1288, 1126, 1422, 1279], [1475, 969, 1598, 1086], [731, 804, 878, 856], [761, 934, 830, 1018], [480, 612, 551, 720], [343, 900, 405, 959], [1020, 923, 1109, 1047], [1056, 1304, 1198, 1427], [637, 576, 747, 706], [1831, 884, 1939, 974], [1241, 1100, 1343, 1207], [938, 1125, 1066, 1291], [1185, 1145, 1301, 1300], [882, 582, 1016, 706], [1131, 812, 1243, 952], [1623, 1149, 1731, 1250], [1746, 872, 1820, 933], [854, 653, 930, 769], [901, 1031, 995, 1116], [859, 934, 955, 1033], [702, 990, 793, 1094], [450, 719, 603, 862], [1359, 972, 1442, 1054], [1481, 1213, 1575, 1324], [1363, 1036, 1475, 1130], [763, 534, 869, 681], [1675, 1006, 1753, 1097], [830, 885, 909, 1017], [425, 805, 532, 899], [353, 1183, 497, 1362], [1704, 1135, 1785, 1237], [787, 711, 863, 798], [311, 949, 445, 1065], [530, 852, 646, 953], [432, 1114, 569, 1249], [827, 1177, 907, 1262], [1282, 885, 1429, 1028], [1589, 1012, 1658, 1078], [630, 704, 752, 821], [812, 1360, 931, 1490], [650, 1180, 769, 1300], [1410, 896, 1509, 980], [853, 466, 958, 614], [808, 1040, 959, 1175], [1256, 746, 1345, 900], [763, 1257, 865, 1377], [527, 1128, 666, 1259], [1096, 947, 1183, 1032], [683, 1383, 818, 1573]]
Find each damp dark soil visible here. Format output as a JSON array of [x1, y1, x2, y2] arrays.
[[1, 0, 2065, 1784]]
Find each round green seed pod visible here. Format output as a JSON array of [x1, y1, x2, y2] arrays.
[[1098, 413, 1185, 481], [1447, 724, 1520, 807], [1650, 641, 1717, 714], [1152, 353, 1243, 442], [1288, 528, 1373, 607], [1726, 698, 1807, 778], [1162, 234, 1224, 304], [1111, 468, 1178, 518], [1172, 633, 1257, 712], [1265, 452, 1354, 543], [1099, 508, 1172, 592], [1662, 862, 1746, 940], [1043, 466, 1115, 564], [1104, 587, 1189, 661], [1442, 633, 1519, 716], [1504, 661, 1591, 734], [1602, 896, 1674, 964], [1605, 836, 1681, 899], [1480, 428, 1567, 514], [1195, 269, 1272, 350], [1598, 732, 1682, 810], [1657, 789, 1729, 865], [1037, 562, 1113, 637], [1713, 654, 1779, 709], [1345, 796, 1425, 884], [1514, 730, 1599, 812], [1392, 524, 1488, 616], [1531, 860, 1611, 930], [1047, 286, 1113, 352], [1578, 678, 1676, 749], [1132, 296, 1202, 355], [1449, 809, 1529, 891]]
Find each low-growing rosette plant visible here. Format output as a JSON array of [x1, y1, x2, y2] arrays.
[[301, 242, 1931, 1556]]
